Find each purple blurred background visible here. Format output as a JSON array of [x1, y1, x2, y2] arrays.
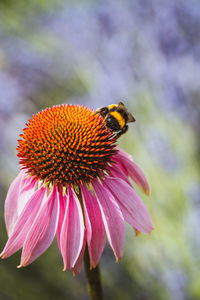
[[0, 1, 200, 299]]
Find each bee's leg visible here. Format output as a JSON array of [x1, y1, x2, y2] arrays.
[[116, 125, 128, 139]]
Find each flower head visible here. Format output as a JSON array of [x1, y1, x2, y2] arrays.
[[1, 104, 153, 274]]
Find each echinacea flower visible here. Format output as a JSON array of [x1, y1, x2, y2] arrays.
[[1, 104, 153, 274]]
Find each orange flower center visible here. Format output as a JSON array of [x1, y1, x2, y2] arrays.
[[17, 104, 117, 186]]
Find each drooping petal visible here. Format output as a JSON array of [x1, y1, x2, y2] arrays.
[[103, 177, 154, 234], [18, 173, 36, 196], [92, 179, 125, 261], [57, 187, 67, 249], [114, 148, 150, 195], [17, 178, 37, 217], [0, 187, 46, 259], [107, 165, 132, 186], [60, 186, 85, 271], [5, 170, 25, 235], [19, 185, 59, 267], [81, 183, 106, 268], [71, 229, 86, 275]]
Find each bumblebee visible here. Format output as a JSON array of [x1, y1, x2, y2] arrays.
[[95, 102, 135, 138]]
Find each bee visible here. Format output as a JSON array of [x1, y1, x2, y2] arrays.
[[95, 102, 135, 138]]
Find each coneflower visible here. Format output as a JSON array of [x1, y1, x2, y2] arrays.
[[1, 104, 153, 275]]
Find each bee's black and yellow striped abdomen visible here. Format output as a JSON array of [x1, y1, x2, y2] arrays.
[[109, 111, 126, 129]]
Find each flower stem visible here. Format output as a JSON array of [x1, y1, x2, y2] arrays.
[[84, 245, 103, 300], [77, 186, 103, 300]]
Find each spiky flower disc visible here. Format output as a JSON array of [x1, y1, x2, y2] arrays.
[[17, 104, 117, 186]]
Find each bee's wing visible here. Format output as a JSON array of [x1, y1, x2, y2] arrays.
[[127, 113, 136, 122], [118, 101, 125, 108], [118, 102, 136, 122]]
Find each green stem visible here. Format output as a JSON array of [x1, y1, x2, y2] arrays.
[[84, 245, 103, 300], [77, 186, 103, 300]]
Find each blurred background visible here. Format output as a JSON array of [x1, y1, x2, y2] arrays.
[[0, 0, 200, 299]]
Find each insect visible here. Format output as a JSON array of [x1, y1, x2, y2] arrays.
[[95, 102, 135, 138]]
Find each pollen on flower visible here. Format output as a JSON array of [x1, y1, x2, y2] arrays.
[[17, 104, 117, 186]]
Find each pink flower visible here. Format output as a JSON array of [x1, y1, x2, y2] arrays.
[[1, 104, 153, 274]]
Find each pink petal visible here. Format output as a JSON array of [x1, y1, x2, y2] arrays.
[[19, 174, 35, 194], [114, 148, 150, 195], [71, 229, 86, 275], [60, 186, 85, 271], [103, 177, 154, 234], [92, 179, 125, 261], [5, 170, 25, 235], [57, 188, 67, 249], [107, 165, 132, 186], [17, 178, 37, 217], [81, 183, 106, 268], [19, 185, 59, 267], [0, 187, 46, 259]]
